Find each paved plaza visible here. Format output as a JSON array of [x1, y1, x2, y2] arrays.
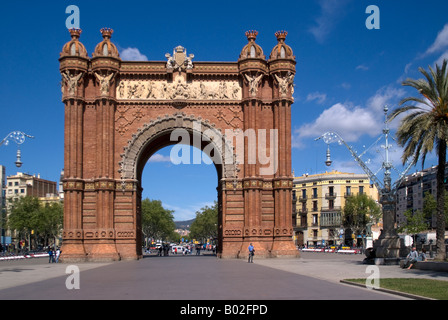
[[0, 251, 447, 303]]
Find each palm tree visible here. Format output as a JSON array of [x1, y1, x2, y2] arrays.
[[389, 59, 448, 260]]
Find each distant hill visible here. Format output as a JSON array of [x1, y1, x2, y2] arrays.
[[175, 219, 195, 230]]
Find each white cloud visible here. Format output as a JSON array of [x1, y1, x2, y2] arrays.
[[294, 103, 379, 147], [434, 50, 448, 67], [339, 82, 351, 90], [366, 86, 406, 113], [306, 92, 327, 104], [356, 64, 369, 71], [120, 47, 148, 61], [293, 86, 406, 149], [308, 0, 351, 43], [148, 153, 172, 163], [425, 23, 448, 55]]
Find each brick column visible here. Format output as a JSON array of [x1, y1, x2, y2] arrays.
[[61, 86, 87, 261], [59, 30, 88, 262], [268, 31, 298, 257]]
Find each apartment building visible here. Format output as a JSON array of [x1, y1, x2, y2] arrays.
[[293, 170, 379, 247], [396, 163, 448, 229], [5, 172, 57, 202]]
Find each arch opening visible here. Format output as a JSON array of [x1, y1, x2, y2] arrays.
[[141, 145, 219, 254], [120, 115, 235, 259]]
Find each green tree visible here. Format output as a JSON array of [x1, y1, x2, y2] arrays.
[[141, 198, 176, 244], [423, 190, 448, 225], [189, 202, 218, 242], [7, 196, 40, 249], [7, 197, 64, 249], [389, 60, 448, 260], [33, 202, 63, 247], [398, 209, 428, 244], [342, 193, 381, 244]]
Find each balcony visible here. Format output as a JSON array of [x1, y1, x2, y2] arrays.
[[321, 206, 341, 212], [320, 212, 342, 227], [299, 196, 307, 202], [325, 192, 337, 200]]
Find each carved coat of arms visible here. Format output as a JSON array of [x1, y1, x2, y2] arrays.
[[165, 46, 194, 71]]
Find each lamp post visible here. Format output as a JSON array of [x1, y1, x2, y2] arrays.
[[0, 131, 34, 167], [0, 131, 34, 249], [315, 106, 414, 263]]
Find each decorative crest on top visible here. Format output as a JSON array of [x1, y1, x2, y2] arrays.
[[69, 28, 82, 40], [165, 46, 194, 71], [245, 30, 258, 41], [100, 28, 114, 39], [275, 30, 288, 42]]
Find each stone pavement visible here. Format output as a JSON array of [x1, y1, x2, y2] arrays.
[[256, 251, 448, 283], [0, 251, 446, 301]]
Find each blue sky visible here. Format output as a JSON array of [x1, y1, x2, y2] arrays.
[[1, 0, 447, 220]]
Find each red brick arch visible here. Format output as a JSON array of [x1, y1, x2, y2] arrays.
[[59, 28, 298, 261]]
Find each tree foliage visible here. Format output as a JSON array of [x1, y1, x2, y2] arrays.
[[7, 196, 63, 248], [141, 198, 176, 242], [399, 209, 428, 243], [342, 193, 381, 237], [189, 202, 218, 241], [389, 60, 448, 260]]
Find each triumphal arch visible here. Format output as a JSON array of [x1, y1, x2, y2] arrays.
[[59, 28, 298, 261]]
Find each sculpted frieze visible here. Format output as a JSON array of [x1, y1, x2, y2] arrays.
[[116, 76, 241, 101]]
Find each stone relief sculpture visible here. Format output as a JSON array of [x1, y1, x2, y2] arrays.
[[94, 72, 115, 95], [274, 72, 294, 97], [62, 71, 83, 96], [244, 73, 263, 97], [165, 45, 194, 72], [116, 77, 241, 101]]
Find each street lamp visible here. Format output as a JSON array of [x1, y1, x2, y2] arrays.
[[315, 106, 415, 263], [0, 131, 34, 249], [0, 131, 34, 167]]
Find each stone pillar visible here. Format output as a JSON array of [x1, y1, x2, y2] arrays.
[[86, 28, 121, 261], [59, 29, 88, 262], [269, 31, 298, 257]]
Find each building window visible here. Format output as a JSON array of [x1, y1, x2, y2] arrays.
[[346, 186, 351, 196], [359, 186, 364, 194]]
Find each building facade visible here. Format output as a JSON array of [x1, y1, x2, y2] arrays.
[[0, 166, 6, 246], [293, 170, 379, 247], [396, 163, 448, 229], [4, 172, 58, 202], [3, 172, 58, 245]]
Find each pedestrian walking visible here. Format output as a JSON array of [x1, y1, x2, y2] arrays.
[[248, 243, 254, 263], [48, 248, 54, 263], [55, 248, 61, 263]]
